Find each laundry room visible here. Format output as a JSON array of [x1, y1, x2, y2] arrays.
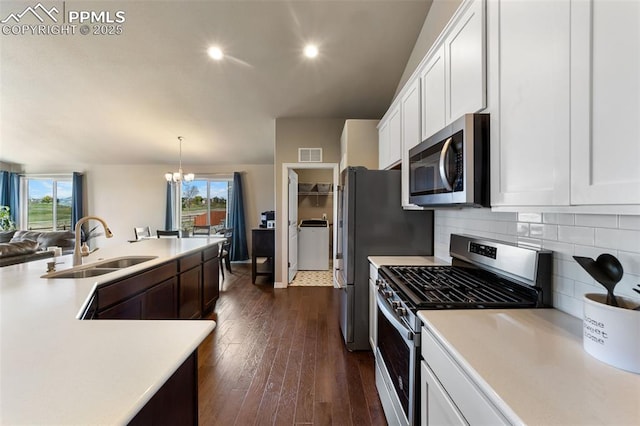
[[295, 168, 333, 272]]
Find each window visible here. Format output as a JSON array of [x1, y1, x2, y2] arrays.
[[180, 178, 232, 233], [22, 177, 72, 231]]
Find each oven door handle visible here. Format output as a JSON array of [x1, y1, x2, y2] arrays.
[[376, 293, 414, 342]]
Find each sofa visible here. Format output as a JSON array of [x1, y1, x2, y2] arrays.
[[0, 230, 75, 267]]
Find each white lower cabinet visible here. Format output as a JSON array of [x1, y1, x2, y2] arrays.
[[420, 361, 467, 426], [420, 326, 509, 425], [368, 262, 378, 351]]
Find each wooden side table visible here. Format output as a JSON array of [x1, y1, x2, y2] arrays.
[[252, 228, 274, 283]]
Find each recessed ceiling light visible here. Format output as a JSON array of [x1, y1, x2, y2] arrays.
[[208, 46, 224, 60], [303, 44, 319, 58]]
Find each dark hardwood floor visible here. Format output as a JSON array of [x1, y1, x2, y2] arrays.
[[197, 263, 387, 426]]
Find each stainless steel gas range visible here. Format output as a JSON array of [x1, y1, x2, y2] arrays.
[[374, 234, 552, 426]]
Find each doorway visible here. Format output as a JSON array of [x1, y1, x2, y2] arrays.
[[280, 163, 339, 288]]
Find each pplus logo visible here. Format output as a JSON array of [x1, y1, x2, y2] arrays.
[[1, 2, 125, 24], [0, 3, 60, 24], [1, 2, 126, 36]]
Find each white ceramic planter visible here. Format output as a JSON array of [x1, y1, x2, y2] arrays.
[[583, 293, 640, 374]]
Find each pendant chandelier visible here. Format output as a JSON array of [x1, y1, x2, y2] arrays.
[[165, 136, 194, 182]]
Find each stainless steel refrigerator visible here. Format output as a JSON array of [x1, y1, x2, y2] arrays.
[[336, 167, 434, 351]]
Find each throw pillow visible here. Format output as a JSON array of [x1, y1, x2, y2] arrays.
[[0, 240, 39, 257], [0, 230, 16, 243]]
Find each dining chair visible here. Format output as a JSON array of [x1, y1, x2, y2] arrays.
[[134, 226, 151, 240], [156, 230, 180, 238], [217, 228, 233, 277], [192, 225, 212, 236]]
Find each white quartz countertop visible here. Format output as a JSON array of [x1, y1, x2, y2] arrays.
[[0, 237, 224, 425], [368, 255, 450, 269], [418, 309, 640, 425]]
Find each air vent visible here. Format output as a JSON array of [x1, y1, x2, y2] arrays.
[[298, 148, 322, 163]]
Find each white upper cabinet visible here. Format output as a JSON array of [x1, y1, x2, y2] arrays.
[[380, 0, 639, 211], [388, 105, 402, 168], [401, 78, 424, 208], [570, 0, 640, 205], [378, 0, 487, 207], [489, 0, 640, 211], [488, 0, 571, 207], [377, 118, 390, 170], [420, 44, 446, 141], [445, 0, 486, 124], [378, 103, 401, 170], [420, 0, 486, 141]]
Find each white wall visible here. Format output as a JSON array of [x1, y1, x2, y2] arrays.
[[274, 118, 344, 284], [0, 161, 21, 173], [87, 165, 167, 246], [85, 163, 274, 252], [434, 209, 640, 318]]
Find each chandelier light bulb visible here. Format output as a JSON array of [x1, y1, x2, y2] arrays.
[[165, 136, 194, 182]]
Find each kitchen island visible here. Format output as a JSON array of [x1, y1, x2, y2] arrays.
[[0, 237, 223, 424], [418, 309, 640, 425]]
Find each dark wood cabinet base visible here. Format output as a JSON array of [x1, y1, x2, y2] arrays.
[[91, 244, 220, 320], [128, 352, 198, 426]]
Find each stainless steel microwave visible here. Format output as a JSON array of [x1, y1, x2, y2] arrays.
[[409, 113, 489, 207]]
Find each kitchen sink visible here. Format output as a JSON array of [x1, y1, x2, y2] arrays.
[[42, 256, 158, 279], [46, 268, 119, 279], [91, 256, 157, 269]]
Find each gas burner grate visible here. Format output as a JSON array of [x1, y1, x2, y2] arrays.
[[384, 265, 539, 309]]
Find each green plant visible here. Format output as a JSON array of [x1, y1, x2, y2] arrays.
[[0, 205, 16, 231], [81, 224, 103, 244]]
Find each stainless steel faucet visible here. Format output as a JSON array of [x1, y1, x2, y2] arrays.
[[73, 216, 113, 266]]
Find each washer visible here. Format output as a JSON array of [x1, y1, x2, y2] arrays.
[[298, 219, 329, 270]]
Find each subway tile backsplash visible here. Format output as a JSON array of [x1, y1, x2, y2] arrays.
[[434, 209, 640, 319]]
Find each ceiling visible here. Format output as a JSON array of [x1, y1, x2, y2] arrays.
[[0, 0, 432, 168]]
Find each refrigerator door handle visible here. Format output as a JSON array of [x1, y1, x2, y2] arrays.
[[334, 267, 346, 289]]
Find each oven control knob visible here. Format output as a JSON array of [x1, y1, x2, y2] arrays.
[[391, 301, 401, 309], [382, 289, 393, 298], [376, 279, 385, 288], [395, 307, 407, 317]]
